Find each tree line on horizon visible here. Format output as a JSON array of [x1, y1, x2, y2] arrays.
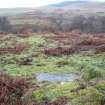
[[1, 15, 105, 34]]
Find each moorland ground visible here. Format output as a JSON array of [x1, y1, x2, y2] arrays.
[[0, 31, 105, 105], [0, 1, 105, 104]]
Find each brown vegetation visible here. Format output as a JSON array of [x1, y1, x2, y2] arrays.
[[0, 43, 29, 54], [42, 32, 105, 56], [0, 71, 29, 105], [95, 45, 105, 54], [42, 47, 79, 56]]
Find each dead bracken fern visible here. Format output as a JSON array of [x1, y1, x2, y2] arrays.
[[42, 32, 105, 56], [0, 71, 29, 105], [0, 42, 29, 54]]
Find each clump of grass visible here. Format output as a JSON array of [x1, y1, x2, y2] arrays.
[[56, 60, 70, 67], [82, 66, 103, 82]]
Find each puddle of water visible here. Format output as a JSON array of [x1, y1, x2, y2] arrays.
[[36, 73, 80, 82]]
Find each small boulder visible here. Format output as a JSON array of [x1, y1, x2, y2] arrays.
[[17, 57, 33, 65]]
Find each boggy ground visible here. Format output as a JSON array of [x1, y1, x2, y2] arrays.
[[0, 31, 105, 105]]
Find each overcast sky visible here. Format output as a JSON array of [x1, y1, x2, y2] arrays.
[[0, 0, 105, 8]]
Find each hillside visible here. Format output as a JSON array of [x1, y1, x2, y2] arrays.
[[0, 1, 104, 34], [0, 1, 105, 16]]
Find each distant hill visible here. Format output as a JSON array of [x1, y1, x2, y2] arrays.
[[0, 0, 105, 33], [46, 0, 91, 8], [42, 0, 105, 9], [38, 0, 105, 15], [0, 0, 105, 16], [0, 8, 35, 16]]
